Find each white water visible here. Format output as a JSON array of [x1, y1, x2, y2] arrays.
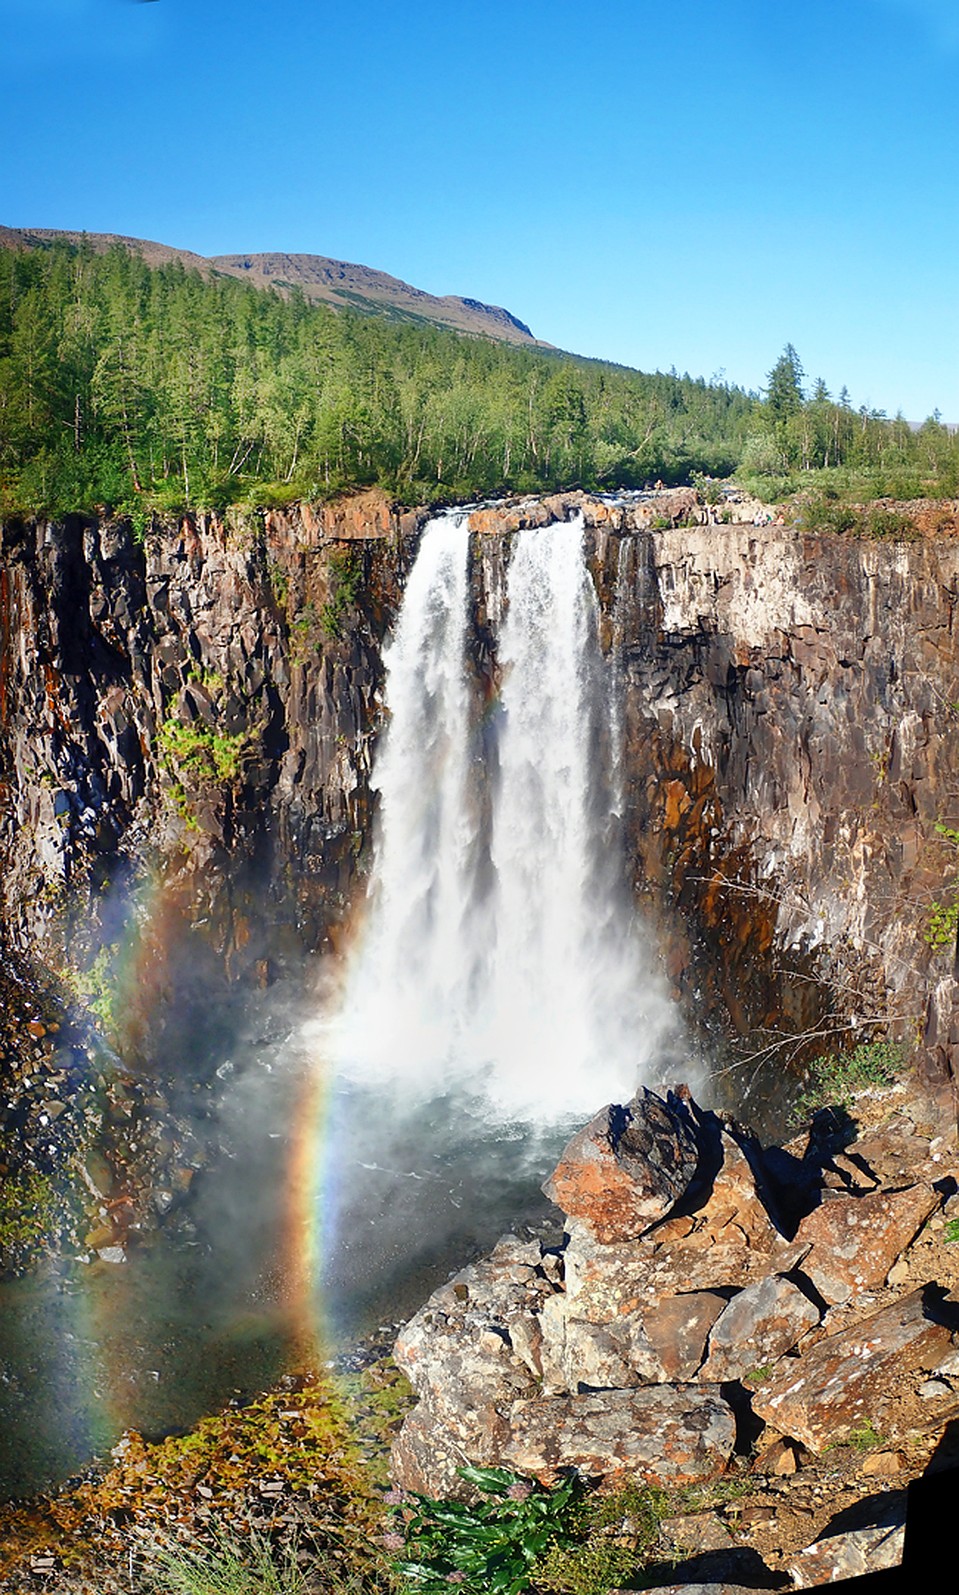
[[324, 510, 681, 1122]]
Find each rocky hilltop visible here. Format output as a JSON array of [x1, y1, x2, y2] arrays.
[[0, 225, 545, 345]]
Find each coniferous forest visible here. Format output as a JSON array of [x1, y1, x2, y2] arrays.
[[1, 238, 957, 517]]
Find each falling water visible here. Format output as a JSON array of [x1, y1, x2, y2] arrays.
[[327, 509, 680, 1122], [331, 509, 481, 1080]]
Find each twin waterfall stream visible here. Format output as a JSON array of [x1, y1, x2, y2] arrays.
[[327, 510, 678, 1121]]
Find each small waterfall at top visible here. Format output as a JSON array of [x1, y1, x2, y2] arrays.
[[326, 508, 680, 1124]]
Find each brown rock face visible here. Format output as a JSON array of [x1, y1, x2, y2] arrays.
[[699, 1274, 821, 1382], [542, 1088, 699, 1243], [501, 1385, 736, 1484], [752, 1288, 957, 1452], [795, 1183, 940, 1306]]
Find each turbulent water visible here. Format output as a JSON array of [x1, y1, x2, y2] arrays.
[[325, 510, 681, 1122]]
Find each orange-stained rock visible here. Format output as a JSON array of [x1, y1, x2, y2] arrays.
[[752, 1288, 956, 1453], [543, 1089, 699, 1244], [795, 1183, 941, 1305]]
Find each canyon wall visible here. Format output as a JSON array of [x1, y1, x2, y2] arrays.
[[2, 490, 957, 1090]]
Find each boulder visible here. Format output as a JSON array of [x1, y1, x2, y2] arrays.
[[543, 1088, 699, 1243], [501, 1384, 736, 1485], [539, 1289, 728, 1390], [752, 1288, 957, 1452], [699, 1275, 821, 1382], [788, 1515, 904, 1586], [794, 1183, 940, 1305]]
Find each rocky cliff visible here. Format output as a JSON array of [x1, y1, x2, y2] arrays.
[[2, 489, 958, 1095]]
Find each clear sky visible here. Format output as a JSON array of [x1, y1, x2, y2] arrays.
[[2, 0, 957, 419]]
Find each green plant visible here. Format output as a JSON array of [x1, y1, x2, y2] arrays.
[[830, 1418, 885, 1453], [924, 822, 959, 951], [158, 716, 248, 786], [388, 1466, 580, 1595], [64, 942, 120, 1034], [691, 470, 723, 505], [533, 1536, 638, 1595], [925, 899, 958, 952], [865, 505, 918, 540], [793, 1040, 905, 1120], [268, 559, 290, 608], [533, 1480, 667, 1593], [321, 548, 363, 640], [0, 1169, 59, 1262], [944, 1217, 959, 1243]]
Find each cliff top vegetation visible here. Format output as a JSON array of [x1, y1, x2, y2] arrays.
[[1, 236, 957, 520]]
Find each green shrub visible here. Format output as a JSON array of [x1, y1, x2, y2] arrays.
[[793, 1040, 905, 1120], [388, 1466, 580, 1595], [158, 716, 248, 786], [321, 548, 363, 640]]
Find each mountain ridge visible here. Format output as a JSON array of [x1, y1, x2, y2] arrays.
[[0, 224, 547, 347]]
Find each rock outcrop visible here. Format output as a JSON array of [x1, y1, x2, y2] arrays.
[[0, 494, 424, 1015], [390, 1083, 959, 1521]]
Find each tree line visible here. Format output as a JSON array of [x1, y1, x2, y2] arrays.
[[0, 240, 955, 517]]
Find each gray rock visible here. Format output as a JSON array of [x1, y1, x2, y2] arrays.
[[501, 1384, 736, 1485], [788, 1517, 904, 1586], [699, 1275, 820, 1382]]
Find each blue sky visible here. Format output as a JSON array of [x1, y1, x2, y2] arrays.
[[1, 0, 957, 418]]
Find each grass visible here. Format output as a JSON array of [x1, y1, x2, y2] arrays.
[[146, 1530, 310, 1595], [825, 1418, 886, 1454], [0, 1168, 59, 1266]]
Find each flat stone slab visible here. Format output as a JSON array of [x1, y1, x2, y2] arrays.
[[752, 1287, 956, 1452], [501, 1383, 736, 1485], [788, 1514, 904, 1586], [795, 1183, 940, 1305], [700, 1274, 821, 1381], [543, 1088, 699, 1243]]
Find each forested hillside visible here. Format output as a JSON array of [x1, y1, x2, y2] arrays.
[[1, 238, 956, 515]]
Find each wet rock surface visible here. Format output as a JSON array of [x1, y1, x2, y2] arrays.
[[0, 953, 212, 1276], [391, 1077, 959, 1587]]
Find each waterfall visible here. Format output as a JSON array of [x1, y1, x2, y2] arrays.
[[331, 509, 481, 1082], [326, 509, 680, 1122]]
